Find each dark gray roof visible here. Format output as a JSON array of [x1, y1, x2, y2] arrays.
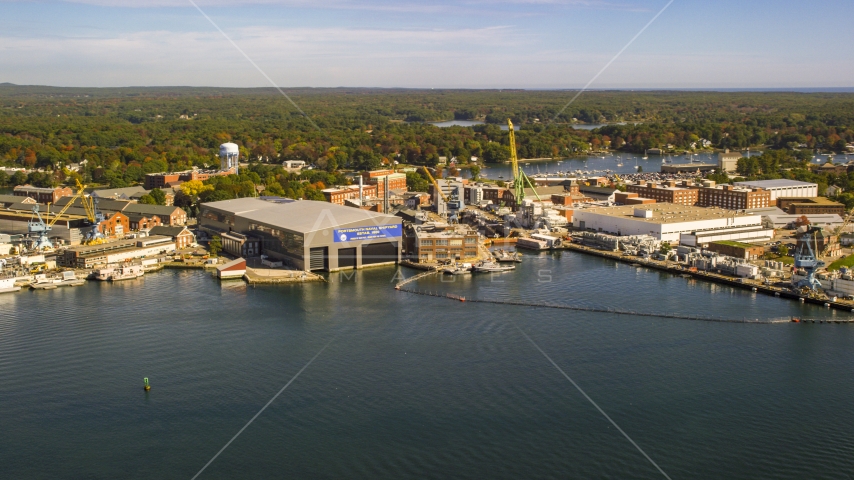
[[54, 196, 133, 212], [734, 179, 817, 188], [149, 226, 191, 237], [123, 203, 184, 216], [91, 186, 146, 198], [202, 198, 399, 234], [6, 202, 42, 212], [0, 194, 22, 205], [579, 186, 619, 197]]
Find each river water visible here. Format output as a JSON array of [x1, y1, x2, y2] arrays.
[[2, 251, 854, 479]]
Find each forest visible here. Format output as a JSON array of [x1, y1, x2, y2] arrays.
[[1, 84, 853, 202]]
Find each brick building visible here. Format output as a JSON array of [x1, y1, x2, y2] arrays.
[[706, 241, 764, 260], [626, 181, 698, 205], [128, 214, 162, 231], [363, 169, 407, 197], [406, 224, 480, 262], [694, 183, 771, 210], [615, 192, 656, 205], [149, 226, 196, 249], [144, 167, 236, 189], [777, 197, 846, 215], [322, 184, 378, 205], [99, 211, 130, 237], [13, 185, 73, 204]]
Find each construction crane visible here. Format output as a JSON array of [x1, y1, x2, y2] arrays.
[[421, 166, 449, 217], [75, 179, 106, 244], [27, 180, 106, 250], [28, 192, 82, 250], [507, 119, 541, 204]]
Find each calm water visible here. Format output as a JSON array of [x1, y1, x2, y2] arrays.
[[3, 251, 854, 479]]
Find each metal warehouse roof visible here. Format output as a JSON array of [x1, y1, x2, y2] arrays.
[[733, 179, 817, 188], [203, 198, 400, 234]]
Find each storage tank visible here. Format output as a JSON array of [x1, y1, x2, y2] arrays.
[[219, 142, 239, 173]]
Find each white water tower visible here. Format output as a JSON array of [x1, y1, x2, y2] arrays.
[[219, 142, 239, 173]]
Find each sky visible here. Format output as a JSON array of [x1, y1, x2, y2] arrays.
[[1, 0, 852, 89]]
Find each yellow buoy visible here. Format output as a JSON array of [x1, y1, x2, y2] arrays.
[[143, 377, 151, 391]]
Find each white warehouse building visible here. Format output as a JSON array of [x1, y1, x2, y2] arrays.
[[573, 204, 774, 246], [732, 179, 817, 201]]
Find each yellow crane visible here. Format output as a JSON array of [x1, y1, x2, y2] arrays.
[[29, 183, 87, 249], [421, 166, 448, 203], [507, 119, 541, 202]]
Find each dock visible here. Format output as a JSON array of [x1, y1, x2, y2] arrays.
[[561, 242, 854, 314]]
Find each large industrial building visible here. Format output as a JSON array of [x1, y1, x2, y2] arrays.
[[198, 197, 402, 271], [733, 179, 818, 200], [572, 203, 773, 246]]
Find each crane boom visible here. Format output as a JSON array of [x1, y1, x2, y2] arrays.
[[421, 166, 448, 203], [507, 119, 540, 203]]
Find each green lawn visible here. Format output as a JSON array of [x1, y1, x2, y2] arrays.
[[714, 240, 755, 248], [827, 254, 854, 271]]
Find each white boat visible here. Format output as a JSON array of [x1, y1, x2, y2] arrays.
[[493, 249, 522, 263], [442, 263, 472, 275], [109, 265, 145, 282], [473, 261, 515, 273], [0, 277, 20, 294]]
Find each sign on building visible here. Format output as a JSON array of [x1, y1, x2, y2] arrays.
[[334, 224, 402, 243]]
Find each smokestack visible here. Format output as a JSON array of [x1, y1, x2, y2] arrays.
[[359, 176, 363, 206]]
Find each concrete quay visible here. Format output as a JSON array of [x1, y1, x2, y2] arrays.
[[561, 242, 854, 317]]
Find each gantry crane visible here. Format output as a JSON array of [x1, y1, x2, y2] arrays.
[[27, 180, 106, 250], [507, 119, 541, 204], [75, 179, 106, 244], [28, 193, 81, 250]]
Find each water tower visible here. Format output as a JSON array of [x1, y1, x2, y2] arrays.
[[219, 143, 239, 174]]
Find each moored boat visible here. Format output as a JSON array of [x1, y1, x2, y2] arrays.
[[109, 265, 145, 282], [0, 277, 21, 294], [472, 261, 515, 273], [443, 263, 473, 275]]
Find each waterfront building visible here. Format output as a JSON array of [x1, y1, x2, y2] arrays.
[[405, 223, 480, 263], [706, 241, 764, 260], [733, 179, 818, 201], [572, 203, 773, 245], [217, 257, 247, 279], [58, 235, 176, 268], [198, 197, 402, 271]]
